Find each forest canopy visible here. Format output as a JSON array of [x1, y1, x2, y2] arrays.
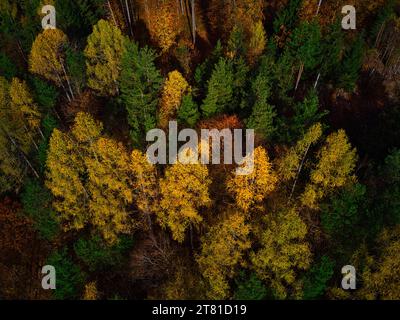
[[0, 0, 400, 300]]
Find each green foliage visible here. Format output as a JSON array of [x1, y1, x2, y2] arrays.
[[288, 89, 328, 141], [37, 114, 59, 172], [320, 20, 344, 80], [302, 256, 335, 300], [0, 0, 41, 52], [234, 272, 268, 300], [375, 149, 400, 225], [0, 52, 17, 79], [119, 40, 162, 147], [321, 183, 366, 241], [21, 179, 60, 241], [228, 25, 246, 58], [41, 114, 59, 139], [273, 0, 302, 34], [66, 46, 86, 92], [201, 56, 249, 118], [201, 58, 235, 118], [272, 51, 296, 103], [246, 58, 276, 139], [56, 0, 106, 35], [47, 248, 86, 299], [287, 20, 322, 72], [338, 35, 365, 92], [74, 234, 133, 271], [369, 0, 396, 43], [194, 40, 223, 97], [178, 94, 200, 127], [30, 77, 59, 112]]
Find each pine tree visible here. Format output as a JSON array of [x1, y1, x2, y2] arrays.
[[201, 58, 235, 118], [321, 183, 366, 242], [338, 35, 365, 92], [74, 234, 133, 271], [0, 52, 17, 80], [320, 19, 344, 80], [286, 20, 322, 90], [246, 56, 276, 140], [46, 247, 86, 299], [21, 179, 60, 241], [288, 89, 328, 141], [302, 255, 335, 300], [177, 93, 200, 127], [119, 40, 162, 147], [234, 272, 268, 300]]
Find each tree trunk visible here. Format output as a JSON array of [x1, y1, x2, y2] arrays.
[[289, 143, 311, 202], [295, 62, 304, 91], [191, 0, 196, 45], [3, 129, 40, 179], [107, 1, 118, 27]]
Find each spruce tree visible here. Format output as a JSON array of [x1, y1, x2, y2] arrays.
[[178, 94, 200, 127], [201, 58, 235, 118], [119, 40, 162, 147]]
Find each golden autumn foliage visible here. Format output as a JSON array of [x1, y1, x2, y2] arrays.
[[46, 112, 137, 243], [158, 148, 211, 243], [251, 207, 311, 299], [0, 77, 39, 192], [276, 123, 323, 183], [247, 21, 267, 64], [358, 226, 400, 300], [82, 282, 99, 300], [46, 128, 88, 230], [29, 29, 68, 87], [147, 0, 181, 53], [9, 78, 41, 132], [84, 19, 126, 96], [130, 150, 159, 218], [207, 0, 264, 42], [85, 137, 135, 243], [197, 211, 251, 299], [227, 146, 277, 213], [301, 129, 358, 209], [160, 257, 207, 300], [159, 70, 190, 128]]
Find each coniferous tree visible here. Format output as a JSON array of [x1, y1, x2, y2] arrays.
[[338, 35, 365, 92], [178, 93, 200, 127], [119, 40, 162, 147], [201, 58, 235, 118]]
